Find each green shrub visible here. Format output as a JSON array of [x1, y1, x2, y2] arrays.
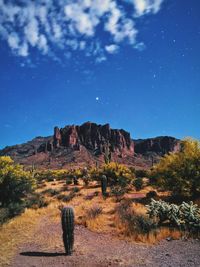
[[66, 178, 73, 185], [150, 139, 200, 198], [0, 202, 26, 224], [72, 187, 80, 193], [0, 208, 10, 224], [35, 169, 69, 182], [6, 202, 26, 217], [0, 156, 35, 206], [101, 162, 134, 187]]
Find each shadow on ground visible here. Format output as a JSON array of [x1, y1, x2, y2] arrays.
[[20, 251, 66, 257]]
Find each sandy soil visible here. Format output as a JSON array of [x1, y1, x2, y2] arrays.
[[8, 215, 200, 267]]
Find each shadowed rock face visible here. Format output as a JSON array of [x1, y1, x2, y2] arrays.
[[134, 136, 180, 155]]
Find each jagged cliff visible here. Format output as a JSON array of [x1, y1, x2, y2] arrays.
[[0, 122, 180, 169]]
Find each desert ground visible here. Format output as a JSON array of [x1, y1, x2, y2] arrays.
[[1, 179, 200, 267]]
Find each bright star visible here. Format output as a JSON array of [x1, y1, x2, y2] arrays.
[[96, 97, 99, 101]]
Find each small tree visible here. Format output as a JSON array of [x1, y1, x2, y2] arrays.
[[0, 156, 35, 206], [150, 139, 200, 198]]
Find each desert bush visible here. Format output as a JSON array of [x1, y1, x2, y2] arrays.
[[62, 193, 75, 202], [100, 162, 134, 187], [133, 178, 143, 191], [111, 185, 127, 201], [0, 156, 35, 207], [0, 208, 10, 224], [42, 188, 60, 196], [35, 169, 69, 182], [150, 139, 200, 198], [66, 178, 73, 185], [84, 191, 99, 200], [86, 205, 103, 219], [116, 200, 156, 235], [25, 193, 49, 209], [0, 202, 27, 224], [82, 167, 91, 186], [89, 167, 100, 181], [6, 202, 25, 217], [71, 187, 80, 193]]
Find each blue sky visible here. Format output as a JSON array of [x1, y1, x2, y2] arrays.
[[0, 0, 200, 149]]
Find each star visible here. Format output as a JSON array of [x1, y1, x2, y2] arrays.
[[95, 97, 99, 101]]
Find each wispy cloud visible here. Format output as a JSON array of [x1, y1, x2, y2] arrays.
[[0, 0, 165, 61]]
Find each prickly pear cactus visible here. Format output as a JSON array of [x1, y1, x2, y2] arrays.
[[101, 175, 107, 196], [61, 206, 74, 255]]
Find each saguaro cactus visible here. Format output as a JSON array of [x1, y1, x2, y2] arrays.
[[61, 206, 74, 255], [103, 145, 111, 164], [101, 175, 107, 196]]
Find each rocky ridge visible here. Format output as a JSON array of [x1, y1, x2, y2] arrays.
[[0, 122, 180, 169]]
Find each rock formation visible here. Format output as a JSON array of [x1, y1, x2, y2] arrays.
[[0, 122, 180, 169], [134, 136, 180, 155], [53, 122, 134, 155]]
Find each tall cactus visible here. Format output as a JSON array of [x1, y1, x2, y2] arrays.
[[103, 144, 111, 164], [101, 175, 107, 196], [61, 206, 74, 255]]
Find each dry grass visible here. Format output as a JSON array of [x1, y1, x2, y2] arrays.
[[114, 199, 182, 244], [0, 178, 184, 267], [115, 217, 181, 244], [41, 180, 180, 243], [0, 208, 43, 266], [0, 200, 62, 267]]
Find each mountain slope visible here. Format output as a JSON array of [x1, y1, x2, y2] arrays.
[[0, 122, 180, 169]]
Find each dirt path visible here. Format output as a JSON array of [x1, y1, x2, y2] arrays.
[[8, 214, 200, 267]]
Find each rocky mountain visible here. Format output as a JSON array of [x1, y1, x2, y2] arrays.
[[134, 136, 180, 155], [0, 122, 180, 169]]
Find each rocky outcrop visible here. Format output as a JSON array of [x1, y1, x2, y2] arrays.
[[53, 122, 134, 155], [53, 127, 62, 148], [134, 136, 180, 155], [0, 122, 181, 169]]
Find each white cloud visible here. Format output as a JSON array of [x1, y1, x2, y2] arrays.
[[0, 0, 165, 61], [18, 42, 29, 57], [133, 0, 164, 16], [8, 33, 19, 50], [24, 18, 39, 47], [105, 44, 119, 54]]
